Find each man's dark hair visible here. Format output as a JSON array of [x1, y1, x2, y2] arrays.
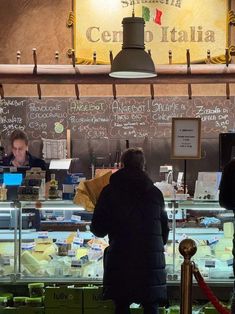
[[121, 148, 145, 170], [10, 130, 28, 146]]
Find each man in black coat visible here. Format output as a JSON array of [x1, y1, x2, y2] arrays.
[[91, 148, 169, 314], [219, 159, 235, 314]]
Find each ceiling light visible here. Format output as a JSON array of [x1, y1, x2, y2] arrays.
[[109, 16, 156, 79]]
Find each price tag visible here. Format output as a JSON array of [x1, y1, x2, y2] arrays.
[[80, 255, 89, 263], [21, 242, 36, 250], [207, 236, 219, 245], [73, 237, 84, 245], [71, 259, 82, 267], [56, 216, 64, 222], [56, 239, 67, 246], [178, 234, 187, 243], [71, 215, 81, 222], [38, 231, 48, 239], [205, 260, 215, 268], [91, 243, 102, 251], [68, 250, 76, 257], [3, 256, 10, 265], [227, 258, 233, 267]]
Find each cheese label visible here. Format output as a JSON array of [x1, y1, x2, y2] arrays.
[[73, 237, 84, 245], [38, 231, 48, 239], [71, 215, 81, 222], [205, 260, 215, 268]]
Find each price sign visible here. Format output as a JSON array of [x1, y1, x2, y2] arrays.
[[171, 118, 201, 159]]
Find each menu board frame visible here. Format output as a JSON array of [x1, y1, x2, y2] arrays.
[[171, 117, 201, 159]]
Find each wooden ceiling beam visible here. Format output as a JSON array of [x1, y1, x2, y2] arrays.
[[0, 64, 235, 85]]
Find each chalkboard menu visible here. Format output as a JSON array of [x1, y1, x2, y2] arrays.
[[26, 98, 68, 139], [150, 97, 191, 138], [110, 98, 151, 138], [0, 96, 234, 141], [68, 98, 109, 139], [0, 98, 26, 136], [192, 97, 234, 136]]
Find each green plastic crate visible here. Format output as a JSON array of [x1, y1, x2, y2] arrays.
[[84, 305, 146, 314], [45, 308, 82, 314], [83, 286, 114, 309], [204, 307, 219, 314], [17, 308, 45, 314], [168, 305, 180, 314], [0, 309, 44, 314], [0, 309, 17, 314], [45, 286, 83, 309], [83, 309, 114, 314], [130, 308, 144, 313], [159, 307, 166, 314]]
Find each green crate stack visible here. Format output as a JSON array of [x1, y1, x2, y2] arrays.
[[130, 307, 144, 313], [0, 309, 44, 314], [0, 309, 17, 314], [18, 308, 44, 314], [44, 286, 83, 314], [83, 286, 114, 314]]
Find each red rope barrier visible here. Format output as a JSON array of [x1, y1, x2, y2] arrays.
[[193, 267, 230, 314]]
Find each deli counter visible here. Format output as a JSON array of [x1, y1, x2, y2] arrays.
[[0, 199, 233, 289]]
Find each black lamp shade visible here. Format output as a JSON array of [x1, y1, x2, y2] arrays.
[[109, 16, 156, 79]]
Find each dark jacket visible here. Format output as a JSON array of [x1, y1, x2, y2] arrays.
[[3, 152, 50, 182], [219, 159, 235, 210], [219, 159, 235, 274], [91, 167, 169, 304]]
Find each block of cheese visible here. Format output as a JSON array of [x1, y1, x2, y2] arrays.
[[21, 251, 41, 274], [214, 251, 232, 260], [35, 238, 53, 245], [165, 243, 179, 256], [66, 232, 76, 244], [34, 243, 55, 252], [76, 248, 88, 259], [214, 238, 232, 260], [223, 222, 234, 238], [165, 254, 173, 265], [217, 238, 232, 248], [32, 244, 57, 261], [194, 245, 211, 258]]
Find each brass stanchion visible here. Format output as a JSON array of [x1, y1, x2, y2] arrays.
[[179, 239, 197, 314]]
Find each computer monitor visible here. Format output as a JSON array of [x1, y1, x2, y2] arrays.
[[0, 167, 29, 200], [3, 173, 23, 186]]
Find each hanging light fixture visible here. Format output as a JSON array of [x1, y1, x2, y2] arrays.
[[109, 6, 156, 79]]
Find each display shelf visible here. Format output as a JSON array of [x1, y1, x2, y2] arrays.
[[21, 200, 85, 211], [20, 231, 94, 241], [177, 199, 226, 211], [0, 199, 234, 285]]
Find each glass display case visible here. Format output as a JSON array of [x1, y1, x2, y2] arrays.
[[0, 201, 18, 282], [165, 200, 234, 283], [18, 201, 97, 283], [0, 199, 234, 286]]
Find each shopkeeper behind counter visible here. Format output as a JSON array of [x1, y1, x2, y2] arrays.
[[3, 129, 50, 182]]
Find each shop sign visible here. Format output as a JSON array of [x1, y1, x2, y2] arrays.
[[73, 0, 229, 64]]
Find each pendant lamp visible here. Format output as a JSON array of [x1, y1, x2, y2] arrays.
[[109, 15, 156, 78]]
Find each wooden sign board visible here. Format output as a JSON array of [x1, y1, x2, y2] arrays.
[[73, 0, 229, 64]]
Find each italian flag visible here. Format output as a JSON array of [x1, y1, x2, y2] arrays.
[[142, 6, 163, 25]]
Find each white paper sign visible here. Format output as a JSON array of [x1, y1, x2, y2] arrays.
[[171, 118, 201, 159]]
